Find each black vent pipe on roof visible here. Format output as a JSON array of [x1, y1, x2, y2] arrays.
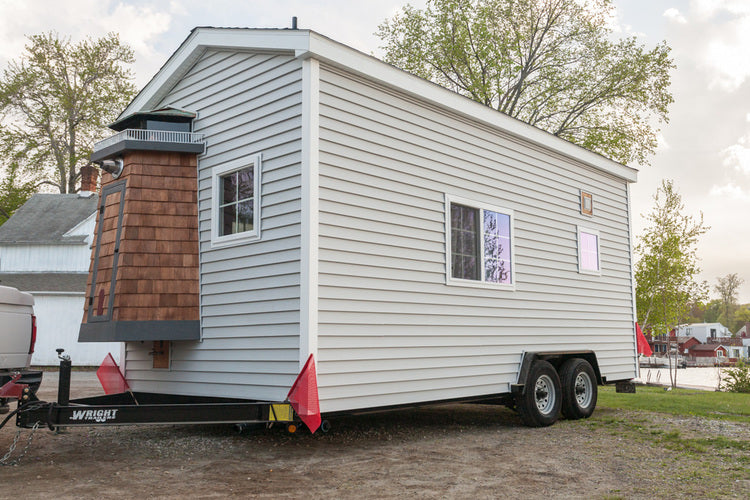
[[292, 17, 297, 29]]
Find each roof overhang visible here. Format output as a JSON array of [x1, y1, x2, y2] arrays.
[[123, 27, 638, 183]]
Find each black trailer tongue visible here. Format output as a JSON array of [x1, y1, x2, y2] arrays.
[[8, 351, 302, 435]]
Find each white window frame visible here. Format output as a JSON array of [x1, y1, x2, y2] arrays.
[[445, 194, 515, 290], [577, 226, 601, 276], [210, 154, 262, 247]]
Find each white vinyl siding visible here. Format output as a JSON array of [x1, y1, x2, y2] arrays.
[[123, 50, 304, 401], [0, 244, 93, 273], [316, 64, 636, 412], [31, 293, 121, 366]]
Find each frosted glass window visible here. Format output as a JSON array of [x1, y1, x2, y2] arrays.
[[578, 229, 600, 273]]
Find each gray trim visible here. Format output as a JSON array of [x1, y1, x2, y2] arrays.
[[87, 180, 127, 322], [91, 140, 205, 162], [78, 320, 201, 342]]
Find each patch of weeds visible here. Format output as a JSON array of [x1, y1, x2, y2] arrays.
[[657, 429, 749, 457]]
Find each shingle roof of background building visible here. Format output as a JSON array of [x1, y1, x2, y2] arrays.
[[0, 273, 88, 292], [0, 193, 98, 245]]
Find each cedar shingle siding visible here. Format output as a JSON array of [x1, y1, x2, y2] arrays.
[[84, 151, 199, 323]]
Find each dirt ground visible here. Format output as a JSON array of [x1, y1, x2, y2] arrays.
[[1, 371, 748, 499]]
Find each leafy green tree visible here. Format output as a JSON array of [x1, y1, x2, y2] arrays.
[[635, 179, 709, 332], [703, 299, 723, 324], [377, 0, 674, 165], [731, 306, 750, 334], [0, 162, 35, 225], [635, 180, 709, 386], [714, 273, 743, 332], [0, 32, 137, 194]]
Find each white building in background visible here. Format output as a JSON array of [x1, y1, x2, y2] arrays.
[[676, 323, 731, 344], [0, 192, 121, 365]]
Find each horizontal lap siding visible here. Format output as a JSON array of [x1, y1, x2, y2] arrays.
[[317, 65, 635, 412], [124, 50, 302, 401]]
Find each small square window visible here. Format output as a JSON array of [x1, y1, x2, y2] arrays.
[[577, 226, 600, 275], [211, 154, 261, 246], [581, 191, 593, 215]]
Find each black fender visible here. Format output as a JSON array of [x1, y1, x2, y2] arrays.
[[511, 351, 602, 396]]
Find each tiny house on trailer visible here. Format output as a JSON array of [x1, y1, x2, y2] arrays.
[[79, 27, 639, 428]]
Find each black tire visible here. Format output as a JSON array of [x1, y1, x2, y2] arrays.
[[559, 358, 597, 420], [515, 360, 562, 427]]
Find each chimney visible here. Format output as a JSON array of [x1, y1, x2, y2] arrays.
[[80, 165, 99, 193]]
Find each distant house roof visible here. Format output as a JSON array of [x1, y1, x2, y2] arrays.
[[0, 273, 87, 292], [0, 193, 98, 245], [719, 337, 744, 346], [675, 336, 700, 344], [690, 344, 726, 353]]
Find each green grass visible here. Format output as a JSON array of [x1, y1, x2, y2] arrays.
[[597, 385, 750, 423]]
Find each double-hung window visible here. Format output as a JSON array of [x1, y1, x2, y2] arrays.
[[211, 154, 262, 246], [447, 196, 514, 287]]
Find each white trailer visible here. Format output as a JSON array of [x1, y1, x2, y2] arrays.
[[76, 27, 639, 429]]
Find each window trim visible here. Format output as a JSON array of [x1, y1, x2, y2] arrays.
[[210, 154, 262, 247], [577, 226, 601, 276], [445, 194, 515, 290]]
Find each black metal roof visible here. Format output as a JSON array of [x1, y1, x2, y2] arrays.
[[0, 193, 98, 245], [108, 106, 196, 131]]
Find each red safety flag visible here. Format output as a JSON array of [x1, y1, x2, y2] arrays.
[[97, 353, 130, 395], [635, 322, 653, 357], [287, 354, 321, 433]]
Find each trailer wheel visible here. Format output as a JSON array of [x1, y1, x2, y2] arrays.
[[319, 419, 331, 434], [559, 358, 597, 420], [515, 360, 561, 427]]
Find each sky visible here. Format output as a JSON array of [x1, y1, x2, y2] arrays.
[[1, 0, 749, 303]]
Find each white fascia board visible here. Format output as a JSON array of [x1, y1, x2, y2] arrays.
[[122, 28, 312, 118], [124, 28, 637, 183]]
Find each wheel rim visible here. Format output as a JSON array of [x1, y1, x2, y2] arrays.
[[574, 371, 593, 408], [534, 374, 556, 415]]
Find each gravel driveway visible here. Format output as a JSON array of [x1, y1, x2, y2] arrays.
[[1, 370, 748, 499]]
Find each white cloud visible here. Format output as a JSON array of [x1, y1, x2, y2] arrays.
[[722, 133, 750, 175], [692, 0, 750, 19], [663, 8, 687, 24], [0, 0, 177, 87], [656, 133, 671, 151], [669, 1, 750, 91], [709, 182, 750, 200], [702, 20, 750, 91]]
